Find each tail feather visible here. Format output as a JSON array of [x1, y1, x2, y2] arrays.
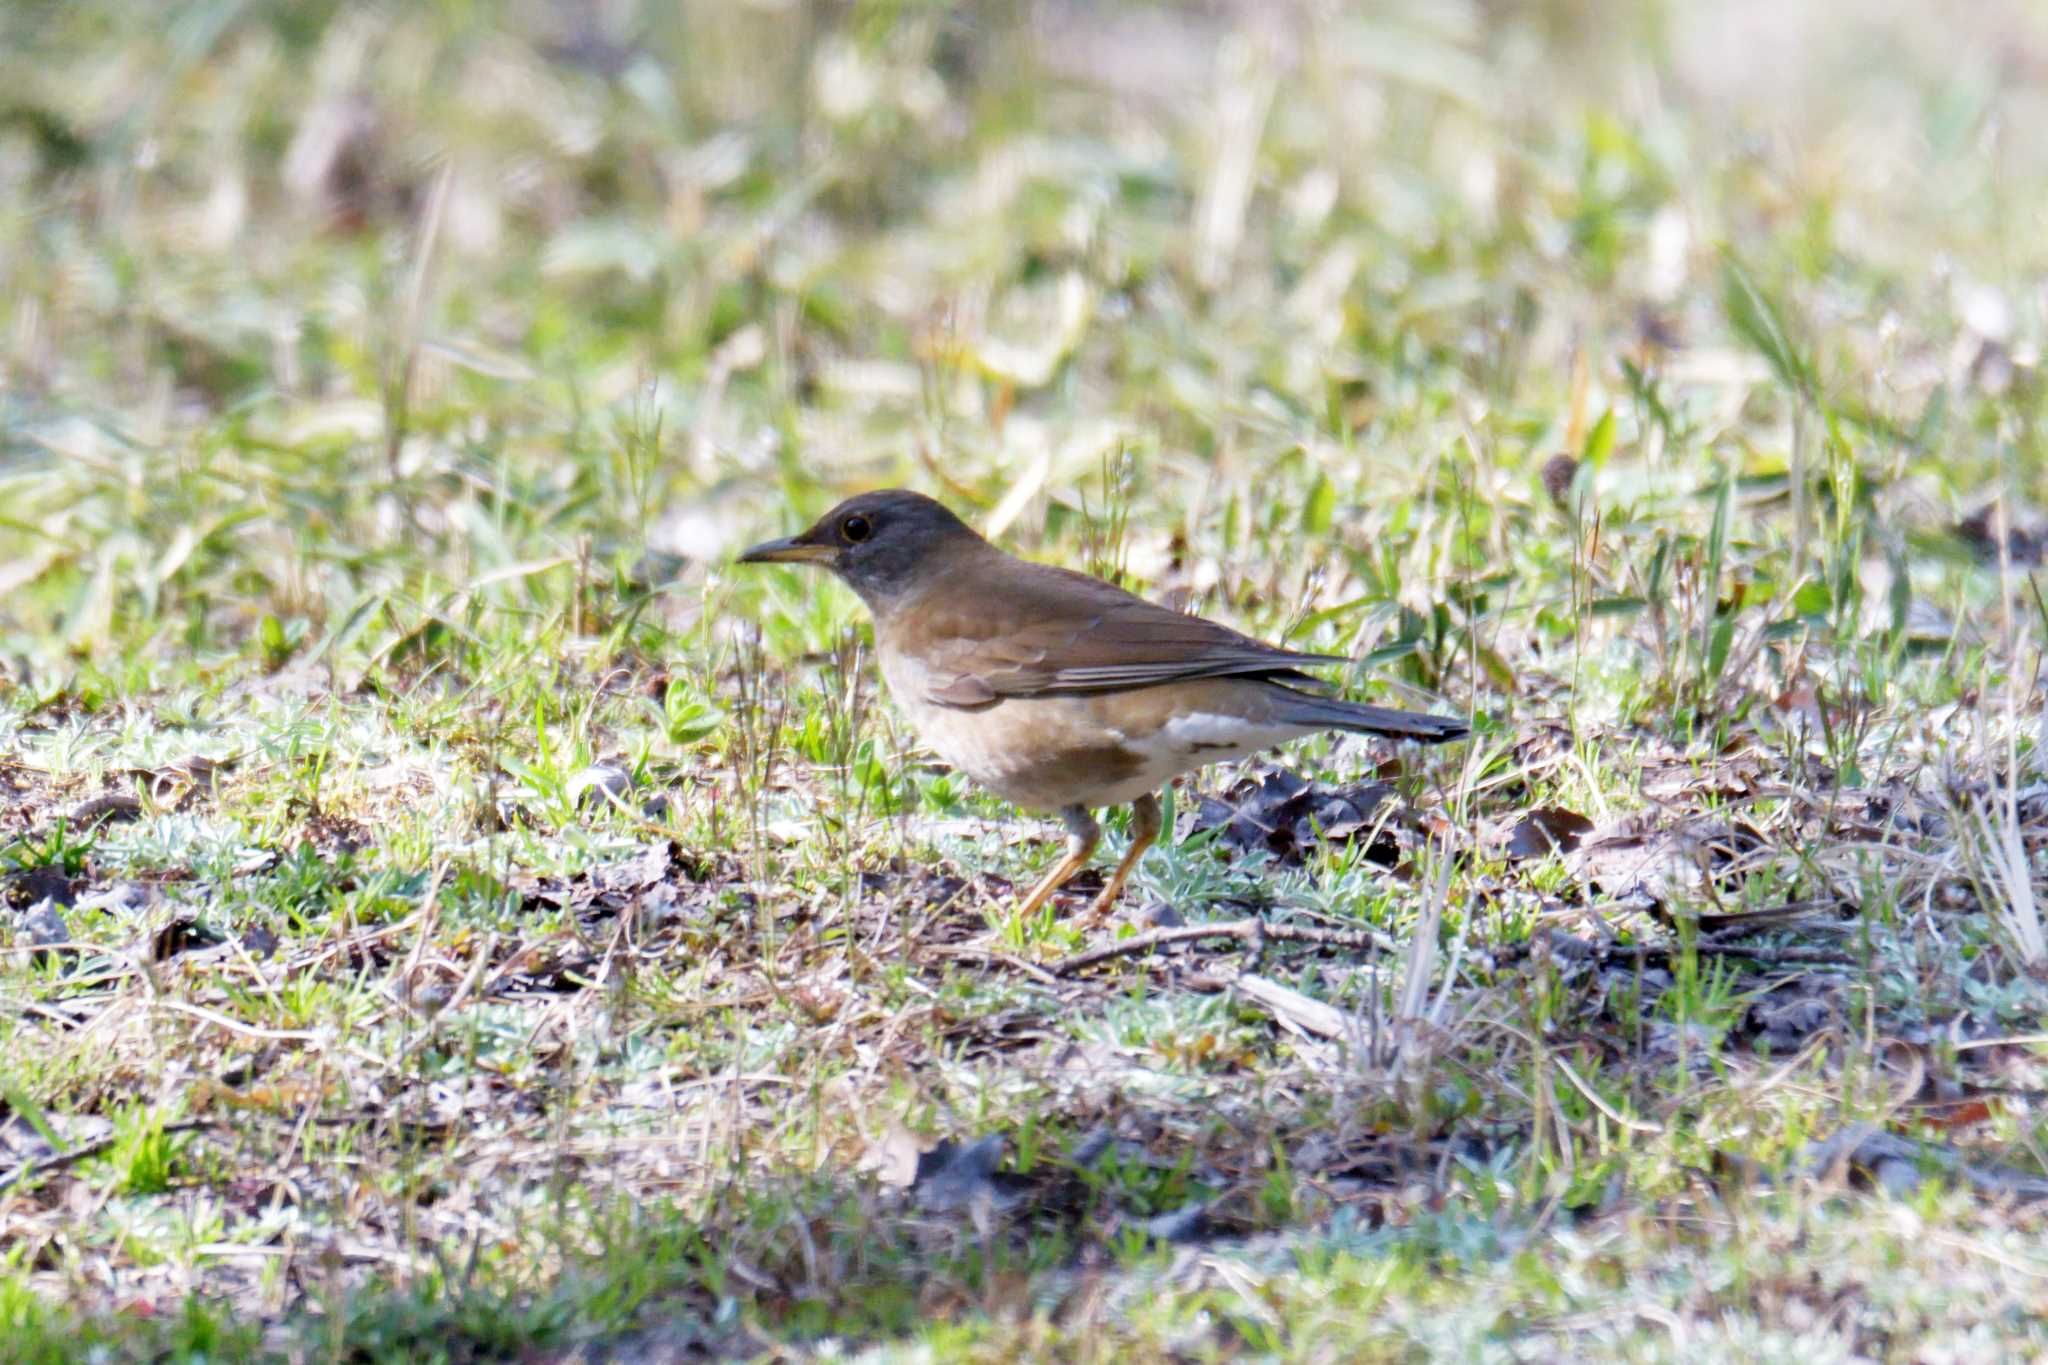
[[1271, 690, 1468, 743]]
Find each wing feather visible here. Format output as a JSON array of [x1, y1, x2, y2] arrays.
[[891, 559, 1343, 708]]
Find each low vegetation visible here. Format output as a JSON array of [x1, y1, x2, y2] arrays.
[[3, 0, 2046, 1358]]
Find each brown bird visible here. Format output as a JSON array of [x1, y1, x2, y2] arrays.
[[740, 490, 1467, 923]]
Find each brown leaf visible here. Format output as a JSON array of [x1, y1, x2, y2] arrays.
[[1566, 812, 1771, 908], [1504, 807, 1594, 859], [1915, 1098, 1999, 1130], [1540, 454, 1580, 509], [71, 793, 143, 828], [1567, 818, 1705, 905], [1773, 682, 1823, 723]]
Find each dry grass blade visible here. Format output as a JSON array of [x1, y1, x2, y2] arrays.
[[1047, 916, 1395, 975], [1962, 794, 2047, 967]]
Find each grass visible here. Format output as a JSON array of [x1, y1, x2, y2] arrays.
[[4, 0, 2048, 1359]]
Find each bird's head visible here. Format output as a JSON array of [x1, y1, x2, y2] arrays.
[[737, 489, 985, 609]]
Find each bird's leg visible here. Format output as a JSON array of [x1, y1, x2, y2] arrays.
[[1015, 804, 1100, 918], [1083, 792, 1162, 925]]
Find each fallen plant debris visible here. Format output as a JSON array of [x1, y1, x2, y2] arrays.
[[1799, 1123, 2048, 1201], [1566, 813, 1772, 908], [1502, 806, 1596, 859], [1047, 916, 1397, 976], [1187, 769, 1408, 868]]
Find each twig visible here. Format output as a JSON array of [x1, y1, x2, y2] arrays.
[[1048, 917, 1392, 976], [1481, 1018, 1664, 1133], [1691, 941, 1857, 967], [923, 944, 1063, 987], [0, 1119, 215, 1194], [1498, 935, 1856, 971], [150, 998, 327, 1044], [1222, 969, 1362, 1041], [1552, 1052, 1665, 1134], [1687, 899, 1842, 934], [1954, 1033, 2048, 1052]]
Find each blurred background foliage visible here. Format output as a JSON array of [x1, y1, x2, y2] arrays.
[[0, 0, 2042, 680]]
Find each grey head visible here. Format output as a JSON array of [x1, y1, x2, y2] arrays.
[[736, 489, 988, 610]]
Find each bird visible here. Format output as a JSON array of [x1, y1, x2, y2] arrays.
[[739, 489, 1467, 924]]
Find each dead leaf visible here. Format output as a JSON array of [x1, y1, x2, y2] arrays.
[[1799, 1123, 2048, 1200], [1956, 503, 2045, 567], [910, 1134, 1015, 1212], [1503, 807, 1594, 859], [1540, 454, 1580, 509], [1567, 815, 1767, 907], [861, 1120, 924, 1189], [1743, 974, 1843, 1053], [70, 793, 143, 827], [1135, 1200, 1215, 1245], [151, 916, 225, 962], [1189, 769, 1402, 867], [17, 898, 68, 948], [568, 763, 633, 809], [5, 865, 76, 910]]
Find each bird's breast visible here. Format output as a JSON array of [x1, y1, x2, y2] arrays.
[[877, 646, 1124, 808]]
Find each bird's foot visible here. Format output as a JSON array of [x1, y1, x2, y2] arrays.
[[1078, 890, 1123, 928], [1075, 793, 1162, 930]]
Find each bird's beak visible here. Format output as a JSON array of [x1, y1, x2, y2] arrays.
[[737, 534, 836, 565]]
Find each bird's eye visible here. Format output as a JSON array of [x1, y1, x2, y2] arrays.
[[840, 514, 873, 543]]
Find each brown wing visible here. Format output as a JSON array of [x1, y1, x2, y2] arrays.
[[891, 558, 1343, 708]]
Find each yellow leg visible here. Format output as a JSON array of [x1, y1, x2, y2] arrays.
[[1015, 804, 1100, 918], [1083, 793, 1162, 924]]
